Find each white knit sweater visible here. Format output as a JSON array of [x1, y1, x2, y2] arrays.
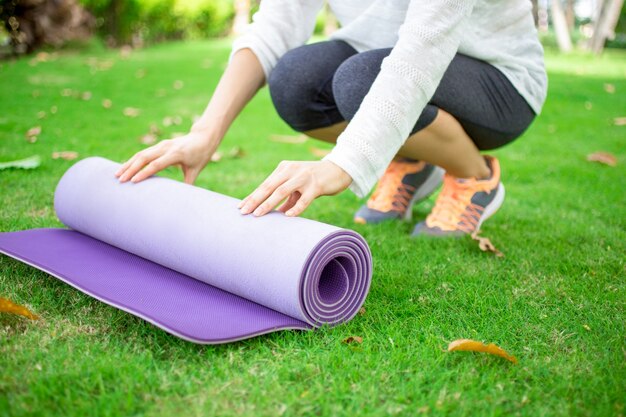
[[231, 0, 548, 197]]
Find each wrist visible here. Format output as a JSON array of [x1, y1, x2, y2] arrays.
[[322, 160, 353, 191], [189, 124, 221, 145]]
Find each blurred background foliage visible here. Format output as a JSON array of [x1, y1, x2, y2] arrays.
[[0, 0, 624, 57], [79, 0, 236, 46]]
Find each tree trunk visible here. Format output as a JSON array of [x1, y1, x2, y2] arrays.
[[590, 0, 625, 53], [232, 0, 250, 36], [565, 0, 576, 30], [551, 0, 573, 52]]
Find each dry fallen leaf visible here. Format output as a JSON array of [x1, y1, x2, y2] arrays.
[[162, 116, 183, 126], [0, 297, 39, 320], [269, 134, 308, 144], [309, 147, 331, 158], [228, 146, 246, 159], [342, 336, 363, 344], [358, 307, 366, 316], [81, 91, 92, 101], [587, 151, 617, 166], [614, 117, 626, 126], [211, 152, 223, 162], [52, 151, 79, 160], [149, 123, 161, 135], [140, 133, 157, 145], [102, 99, 112, 109], [604, 83, 616, 94], [119, 45, 133, 58], [26, 126, 41, 143], [471, 232, 504, 257], [448, 339, 517, 364], [123, 107, 141, 118]]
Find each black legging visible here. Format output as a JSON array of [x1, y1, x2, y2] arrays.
[[267, 40, 536, 151]]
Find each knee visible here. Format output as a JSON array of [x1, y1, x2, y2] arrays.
[[268, 48, 316, 131], [332, 51, 385, 120]]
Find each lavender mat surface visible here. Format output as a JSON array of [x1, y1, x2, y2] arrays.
[[0, 157, 372, 344]]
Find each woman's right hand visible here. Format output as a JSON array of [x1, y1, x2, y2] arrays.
[[115, 130, 219, 185]]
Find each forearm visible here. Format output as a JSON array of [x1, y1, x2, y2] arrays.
[[191, 48, 265, 143]]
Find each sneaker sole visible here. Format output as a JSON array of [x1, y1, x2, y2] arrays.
[[403, 166, 445, 221], [474, 183, 505, 232]]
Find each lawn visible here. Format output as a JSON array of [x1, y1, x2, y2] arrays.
[[0, 39, 624, 417]]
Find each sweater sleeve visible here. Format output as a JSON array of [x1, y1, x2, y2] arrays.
[[230, 0, 324, 79], [323, 0, 477, 198]]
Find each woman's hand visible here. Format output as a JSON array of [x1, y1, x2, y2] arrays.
[[239, 160, 352, 217], [115, 131, 218, 184]]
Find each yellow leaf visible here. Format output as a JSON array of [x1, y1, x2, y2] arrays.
[[0, 297, 39, 320], [447, 339, 517, 364], [123, 107, 141, 118], [52, 151, 79, 160], [470, 232, 504, 257], [140, 134, 157, 145], [587, 151, 617, 166], [227, 146, 246, 159], [342, 336, 363, 344], [211, 151, 223, 162], [26, 125, 41, 138]]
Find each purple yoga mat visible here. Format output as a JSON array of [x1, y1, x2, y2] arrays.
[[0, 157, 372, 343]]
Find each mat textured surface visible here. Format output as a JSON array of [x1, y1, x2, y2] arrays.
[[0, 157, 372, 344]]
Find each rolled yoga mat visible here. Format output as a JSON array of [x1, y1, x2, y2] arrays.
[[0, 157, 372, 343]]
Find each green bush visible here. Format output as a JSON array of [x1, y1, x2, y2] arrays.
[[80, 0, 233, 45]]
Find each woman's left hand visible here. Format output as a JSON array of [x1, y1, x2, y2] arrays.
[[238, 160, 352, 217]]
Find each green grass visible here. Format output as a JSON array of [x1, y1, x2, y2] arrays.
[[1, 40, 625, 417]]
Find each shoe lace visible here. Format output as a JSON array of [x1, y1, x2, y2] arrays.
[[426, 175, 485, 233], [368, 163, 417, 213]]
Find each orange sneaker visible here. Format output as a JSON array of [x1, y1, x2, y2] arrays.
[[354, 159, 444, 224], [411, 156, 505, 237]]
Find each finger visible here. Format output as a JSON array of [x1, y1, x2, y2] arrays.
[[277, 192, 300, 213], [237, 195, 250, 209], [115, 151, 144, 178], [285, 190, 317, 217], [130, 153, 178, 183], [183, 166, 200, 184], [240, 169, 290, 215], [115, 158, 134, 177], [118, 148, 163, 182], [239, 160, 290, 207], [252, 179, 301, 217]]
